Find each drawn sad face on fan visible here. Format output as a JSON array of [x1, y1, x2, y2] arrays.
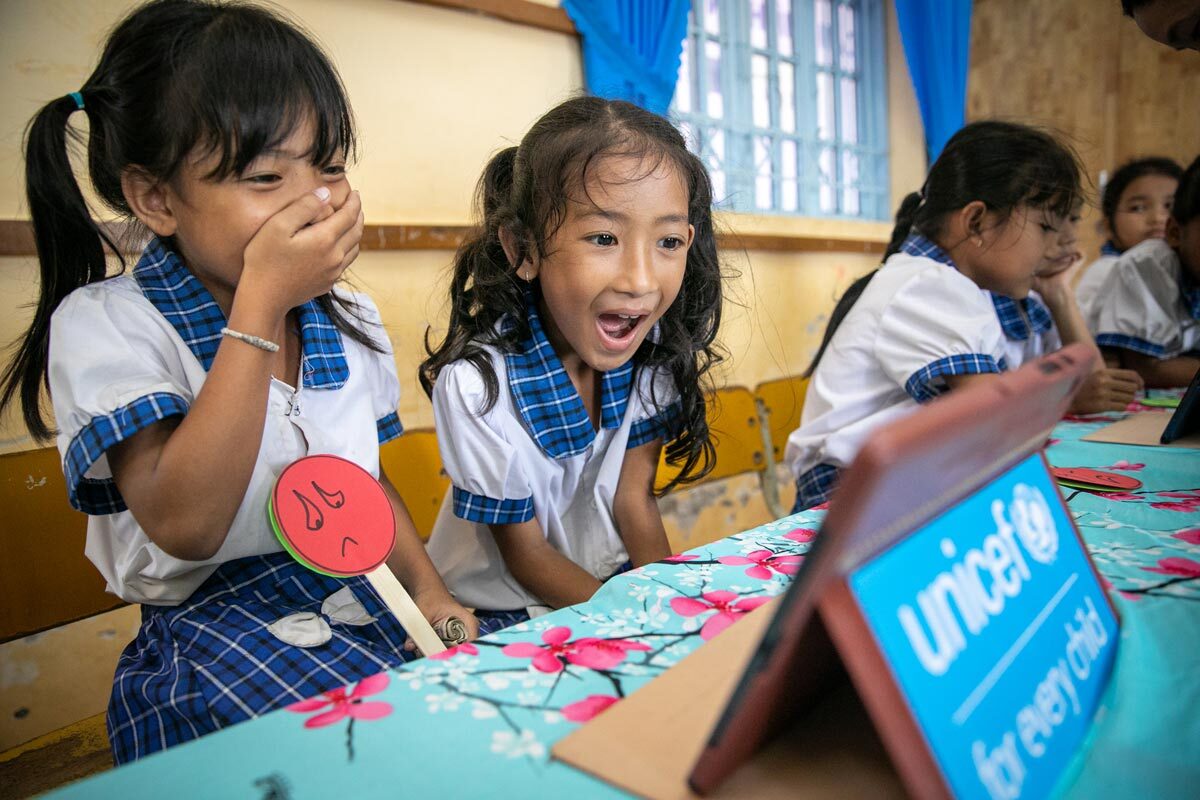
[[269, 455, 396, 577]]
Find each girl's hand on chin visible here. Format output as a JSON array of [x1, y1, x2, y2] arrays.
[[1032, 249, 1081, 300], [239, 188, 365, 317]]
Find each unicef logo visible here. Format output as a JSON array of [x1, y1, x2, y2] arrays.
[[1010, 484, 1058, 564]]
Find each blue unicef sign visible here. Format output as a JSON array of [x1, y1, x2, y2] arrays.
[[849, 453, 1118, 800]]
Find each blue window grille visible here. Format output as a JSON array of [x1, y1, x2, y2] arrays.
[[672, 0, 889, 220]]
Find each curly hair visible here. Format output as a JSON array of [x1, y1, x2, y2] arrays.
[[420, 96, 725, 493]]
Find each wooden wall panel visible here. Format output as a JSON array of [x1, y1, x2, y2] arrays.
[[967, 0, 1199, 261]]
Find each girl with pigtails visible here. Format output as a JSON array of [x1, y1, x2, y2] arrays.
[[421, 96, 726, 632]]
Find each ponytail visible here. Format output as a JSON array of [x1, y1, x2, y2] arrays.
[[420, 146, 529, 407], [805, 189, 921, 376], [1, 94, 121, 441], [884, 191, 924, 259]]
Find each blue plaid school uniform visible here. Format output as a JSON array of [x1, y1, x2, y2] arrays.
[[46, 239, 412, 764], [427, 289, 676, 626], [991, 291, 1059, 368], [1091, 239, 1200, 358], [109, 553, 413, 764], [787, 233, 1007, 513]]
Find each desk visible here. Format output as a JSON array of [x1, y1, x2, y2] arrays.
[[52, 405, 1200, 799]]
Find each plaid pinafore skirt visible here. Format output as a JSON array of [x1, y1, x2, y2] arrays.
[[107, 552, 414, 764]]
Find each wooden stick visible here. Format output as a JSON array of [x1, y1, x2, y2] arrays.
[[365, 565, 447, 656]]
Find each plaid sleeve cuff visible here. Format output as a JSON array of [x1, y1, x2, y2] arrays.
[[1095, 333, 1167, 358], [627, 401, 683, 449], [452, 486, 535, 524], [376, 411, 404, 444], [64, 392, 190, 515], [905, 354, 1006, 404]]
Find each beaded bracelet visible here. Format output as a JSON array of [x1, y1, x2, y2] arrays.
[[220, 327, 280, 353]]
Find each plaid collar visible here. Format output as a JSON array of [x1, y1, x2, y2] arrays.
[[990, 293, 1054, 341], [133, 238, 349, 389], [899, 233, 957, 268], [1100, 240, 1122, 257], [504, 290, 634, 460]]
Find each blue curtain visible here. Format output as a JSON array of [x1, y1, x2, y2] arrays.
[[894, 0, 973, 164], [561, 0, 691, 116]]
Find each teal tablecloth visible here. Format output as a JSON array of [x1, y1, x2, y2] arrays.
[[52, 402, 1200, 799]]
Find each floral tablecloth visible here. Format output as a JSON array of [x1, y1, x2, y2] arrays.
[[53, 400, 1200, 800]]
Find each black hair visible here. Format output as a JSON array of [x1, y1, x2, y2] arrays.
[[1172, 155, 1200, 225], [1101, 156, 1183, 234], [1121, 0, 1150, 16], [805, 120, 1083, 376], [1, 0, 374, 442], [420, 96, 725, 493]]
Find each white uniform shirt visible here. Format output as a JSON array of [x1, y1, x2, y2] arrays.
[[48, 240, 404, 605], [1075, 241, 1123, 324], [785, 235, 1007, 504], [1090, 238, 1200, 359], [425, 299, 679, 614]]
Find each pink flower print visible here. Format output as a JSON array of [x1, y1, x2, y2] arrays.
[[1149, 500, 1200, 512], [1101, 492, 1142, 502], [717, 549, 803, 580], [503, 627, 576, 673], [561, 694, 620, 723], [670, 591, 772, 640], [569, 637, 651, 670], [286, 673, 393, 728], [1143, 557, 1200, 578], [784, 528, 817, 543], [501, 627, 650, 673], [430, 642, 479, 660], [1103, 460, 1145, 471], [663, 554, 699, 563], [1172, 529, 1200, 545]]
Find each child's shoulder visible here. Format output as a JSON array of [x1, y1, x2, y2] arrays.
[[52, 273, 161, 330], [434, 347, 505, 400], [1119, 238, 1178, 271], [870, 251, 990, 311], [1112, 239, 1180, 289]]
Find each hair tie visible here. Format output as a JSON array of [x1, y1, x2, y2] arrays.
[[68, 91, 85, 111]]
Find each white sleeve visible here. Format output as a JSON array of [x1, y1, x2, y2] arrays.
[[431, 358, 534, 524], [874, 269, 1007, 403], [48, 286, 192, 514], [340, 291, 403, 443], [1092, 245, 1186, 358], [628, 365, 682, 448]]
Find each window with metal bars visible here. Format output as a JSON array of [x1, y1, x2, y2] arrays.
[[672, 0, 889, 220]]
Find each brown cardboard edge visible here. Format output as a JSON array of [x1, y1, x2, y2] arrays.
[[551, 600, 779, 800], [1080, 411, 1200, 449]]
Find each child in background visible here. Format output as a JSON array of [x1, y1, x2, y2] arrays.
[[0, 0, 474, 763], [1076, 156, 1182, 318], [1090, 155, 1200, 387], [421, 97, 723, 631], [787, 121, 1082, 512], [991, 202, 1143, 411]]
